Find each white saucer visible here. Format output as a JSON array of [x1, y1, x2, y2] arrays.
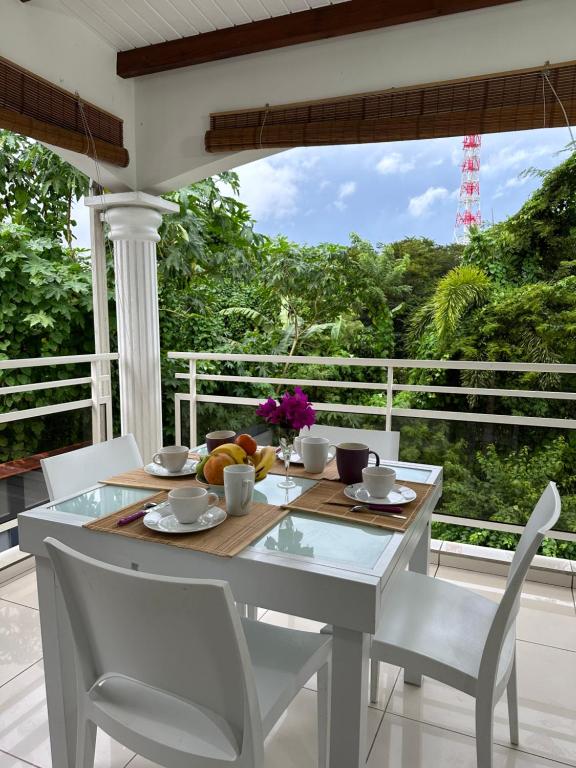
[[276, 447, 304, 465], [275, 448, 336, 466], [344, 483, 417, 506], [143, 503, 226, 534], [144, 459, 197, 477]]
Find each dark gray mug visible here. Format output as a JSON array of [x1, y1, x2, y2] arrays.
[[206, 430, 236, 453], [336, 442, 380, 485]]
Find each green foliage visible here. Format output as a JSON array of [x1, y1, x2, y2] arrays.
[[0, 132, 93, 460], [0, 221, 93, 458], [2, 128, 576, 558], [0, 131, 88, 247]]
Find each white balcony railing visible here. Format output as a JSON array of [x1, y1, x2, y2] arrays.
[[0, 352, 118, 549], [169, 352, 576, 542]]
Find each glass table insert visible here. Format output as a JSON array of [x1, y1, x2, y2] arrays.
[[48, 485, 155, 519], [250, 512, 394, 570]]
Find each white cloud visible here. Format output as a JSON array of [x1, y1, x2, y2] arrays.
[[338, 180, 356, 199], [482, 144, 553, 176], [493, 172, 532, 199], [376, 152, 415, 175], [408, 186, 449, 217], [334, 180, 357, 210], [505, 174, 531, 189], [225, 158, 302, 221]]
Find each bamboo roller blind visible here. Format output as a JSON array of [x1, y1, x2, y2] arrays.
[[206, 62, 576, 152], [0, 57, 124, 148]]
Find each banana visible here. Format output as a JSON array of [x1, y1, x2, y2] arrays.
[[254, 446, 277, 481], [210, 442, 247, 464], [248, 449, 262, 468]]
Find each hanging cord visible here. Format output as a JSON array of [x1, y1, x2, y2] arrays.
[[258, 103, 270, 149], [541, 69, 575, 145], [541, 72, 547, 129], [76, 91, 105, 199]]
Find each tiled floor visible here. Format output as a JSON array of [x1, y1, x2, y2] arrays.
[[0, 564, 574, 768]]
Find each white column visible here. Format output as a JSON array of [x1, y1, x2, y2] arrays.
[[85, 192, 178, 462]]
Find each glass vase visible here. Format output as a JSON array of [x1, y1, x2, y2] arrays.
[[277, 435, 296, 489]]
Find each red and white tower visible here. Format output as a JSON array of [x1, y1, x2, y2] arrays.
[[455, 134, 482, 243]]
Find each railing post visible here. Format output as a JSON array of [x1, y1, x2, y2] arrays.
[[90, 360, 103, 443], [89, 182, 112, 445], [385, 365, 393, 431], [189, 359, 197, 449]]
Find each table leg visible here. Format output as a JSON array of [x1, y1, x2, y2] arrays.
[[405, 521, 431, 686], [329, 626, 370, 768], [35, 557, 78, 768]]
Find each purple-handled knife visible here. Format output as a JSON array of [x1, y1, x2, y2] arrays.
[[116, 502, 157, 527]]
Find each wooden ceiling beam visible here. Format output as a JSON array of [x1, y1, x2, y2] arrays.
[[117, 0, 521, 78]]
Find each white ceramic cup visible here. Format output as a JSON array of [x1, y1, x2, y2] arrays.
[[294, 435, 302, 458], [153, 445, 189, 473], [224, 464, 255, 516], [300, 436, 336, 474], [168, 487, 218, 524], [362, 466, 396, 499]]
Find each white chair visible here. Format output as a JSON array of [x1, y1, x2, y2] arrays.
[[370, 482, 561, 768], [44, 537, 332, 768], [301, 425, 400, 461], [41, 434, 142, 500]]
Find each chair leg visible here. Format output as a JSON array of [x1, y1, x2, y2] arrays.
[[475, 696, 495, 768], [317, 661, 331, 768], [245, 604, 259, 621], [76, 716, 96, 768], [507, 655, 519, 746], [370, 659, 380, 704]]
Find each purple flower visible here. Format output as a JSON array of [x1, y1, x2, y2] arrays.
[[257, 388, 316, 432]]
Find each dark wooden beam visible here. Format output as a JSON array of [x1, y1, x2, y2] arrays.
[[117, 0, 521, 78], [0, 107, 130, 167]]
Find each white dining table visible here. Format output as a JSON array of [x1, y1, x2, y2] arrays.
[[18, 458, 442, 768]]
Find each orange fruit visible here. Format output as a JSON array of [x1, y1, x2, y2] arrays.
[[203, 454, 234, 485], [235, 433, 258, 456]]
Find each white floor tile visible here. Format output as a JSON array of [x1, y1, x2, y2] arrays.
[[128, 688, 384, 768], [388, 641, 576, 766], [0, 600, 42, 686], [367, 713, 570, 768], [260, 610, 325, 634], [260, 611, 401, 705], [436, 566, 576, 652], [0, 662, 134, 768], [0, 573, 39, 611], [0, 750, 44, 768]]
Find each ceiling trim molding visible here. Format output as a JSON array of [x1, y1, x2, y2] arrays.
[[116, 0, 521, 79]]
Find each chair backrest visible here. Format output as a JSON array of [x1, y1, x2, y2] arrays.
[[41, 435, 142, 500], [480, 482, 561, 685], [44, 537, 263, 765], [302, 425, 400, 461]]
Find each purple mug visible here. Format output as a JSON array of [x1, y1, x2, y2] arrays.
[[206, 430, 236, 453], [336, 442, 380, 485]]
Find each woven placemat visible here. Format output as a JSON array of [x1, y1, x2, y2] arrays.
[[102, 467, 203, 491], [268, 457, 340, 481], [284, 480, 433, 532], [84, 493, 289, 557]]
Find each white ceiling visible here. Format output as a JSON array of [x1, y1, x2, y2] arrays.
[[51, 0, 351, 51]]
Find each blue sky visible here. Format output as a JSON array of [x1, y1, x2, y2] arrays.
[[226, 127, 575, 246]]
